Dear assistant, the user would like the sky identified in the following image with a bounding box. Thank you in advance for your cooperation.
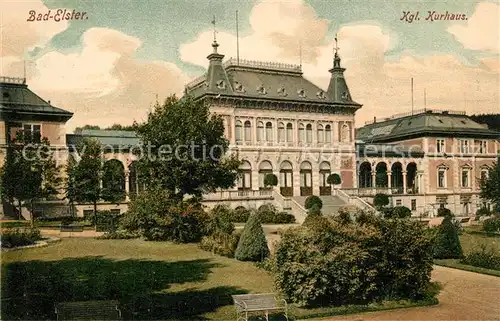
[1,0,499,132]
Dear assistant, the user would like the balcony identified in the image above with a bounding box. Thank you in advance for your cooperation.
[203,189,273,201]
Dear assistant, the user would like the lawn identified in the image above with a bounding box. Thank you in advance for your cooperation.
[1,238,437,321]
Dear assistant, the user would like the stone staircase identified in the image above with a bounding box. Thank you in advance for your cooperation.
[291,195,347,216]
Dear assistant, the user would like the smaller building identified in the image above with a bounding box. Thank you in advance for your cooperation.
[355,109,500,216]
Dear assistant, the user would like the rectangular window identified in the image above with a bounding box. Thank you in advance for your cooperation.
[411,199,417,211]
[459,140,470,154]
[23,124,41,142]
[477,140,487,154]
[461,169,470,188]
[396,199,402,206]
[438,169,446,188]
[437,139,445,153]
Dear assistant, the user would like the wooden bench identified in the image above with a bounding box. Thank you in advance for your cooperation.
[60,224,84,233]
[55,300,122,320]
[232,293,288,321]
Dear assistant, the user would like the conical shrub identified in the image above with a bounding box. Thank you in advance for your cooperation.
[235,213,270,262]
[433,216,463,259]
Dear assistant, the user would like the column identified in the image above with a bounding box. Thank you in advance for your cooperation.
[371,171,376,189]
[312,165,320,196]
[124,170,130,201]
[252,117,258,146]
[333,121,339,142]
[387,171,392,189]
[403,171,407,194]
[230,116,236,144]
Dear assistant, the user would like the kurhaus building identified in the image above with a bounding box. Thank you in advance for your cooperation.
[1,40,499,220]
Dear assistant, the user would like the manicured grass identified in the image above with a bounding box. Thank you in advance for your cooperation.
[434,259,500,277]
[2,238,437,320]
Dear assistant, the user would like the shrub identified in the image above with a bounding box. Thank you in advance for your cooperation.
[274,216,434,307]
[433,216,463,259]
[437,207,453,218]
[461,245,500,271]
[384,206,412,219]
[96,230,139,240]
[264,174,278,187]
[212,205,251,223]
[120,188,209,243]
[373,193,390,208]
[95,210,122,232]
[257,204,295,224]
[476,207,491,217]
[305,195,323,210]
[483,216,500,233]
[327,173,341,185]
[199,231,241,258]
[1,228,42,248]
[336,207,352,225]
[235,214,270,262]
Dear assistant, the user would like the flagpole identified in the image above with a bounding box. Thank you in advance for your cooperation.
[236,10,240,65]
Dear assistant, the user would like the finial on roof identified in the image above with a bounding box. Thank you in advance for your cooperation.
[211,15,219,53]
[333,34,341,68]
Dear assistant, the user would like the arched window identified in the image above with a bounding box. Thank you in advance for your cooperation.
[259,160,273,189]
[319,161,331,195]
[299,123,305,143]
[317,124,324,143]
[286,123,293,142]
[325,124,332,143]
[300,161,313,196]
[257,121,264,142]
[280,161,293,196]
[265,122,273,142]
[235,120,243,142]
[437,164,448,188]
[278,122,285,142]
[306,124,312,143]
[461,165,472,188]
[244,120,251,142]
[341,123,350,142]
[238,161,252,190]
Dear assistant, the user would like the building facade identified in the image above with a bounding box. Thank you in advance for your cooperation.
[1,41,499,220]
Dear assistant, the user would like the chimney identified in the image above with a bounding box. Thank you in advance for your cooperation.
[373,116,377,123]
[48,100,51,105]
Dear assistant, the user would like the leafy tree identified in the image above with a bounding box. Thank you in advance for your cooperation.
[470,114,500,132]
[74,125,101,132]
[384,206,412,219]
[437,207,453,218]
[480,162,500,213]
[133,95,240,202]
[0,131,61,226]
[69,138,103,225]
[433,216,463,259]
[101,160,126,204]
[326,173,341,186]
[305,195,322,210]
[263,173,278,188]
[106,124,136,131]
[373,193,390,208]
[235,213,270,262]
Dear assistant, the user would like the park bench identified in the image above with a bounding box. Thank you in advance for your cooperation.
[60,224,84,233]
[232,293,288,321]
[55,300,122,320]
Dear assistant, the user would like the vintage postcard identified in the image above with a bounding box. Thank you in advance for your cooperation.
[1,0,499,320]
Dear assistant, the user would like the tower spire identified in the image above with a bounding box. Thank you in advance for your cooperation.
[333,34,341,68]
[211,15,219,53]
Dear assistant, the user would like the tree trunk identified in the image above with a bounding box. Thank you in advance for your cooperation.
[18,200,22,221]
[93,200,98,230]
[30,199,34,228]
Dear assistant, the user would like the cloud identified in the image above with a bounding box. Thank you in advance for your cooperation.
[447,2,500,53]
[0,0,69,58]
[181,0,499,126]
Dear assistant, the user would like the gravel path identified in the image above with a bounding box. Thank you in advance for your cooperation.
[316,265,500,321]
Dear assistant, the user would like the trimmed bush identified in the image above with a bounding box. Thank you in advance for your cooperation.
[96,230,138,240]
[437,207,453,218]
[383,206,412,219]
[336,208,352,225]
[482,216,500,233]
[373,193,390,208]
[305,195,323,210]
[433,216,463,259]
[235,214,270,262]
[274,215,434,307]
[199,231,241,258]
[257,204,295,224]
[264,174,278,187]
[327,173,341,185]
[461,245,500,271]
[1,228,42,248]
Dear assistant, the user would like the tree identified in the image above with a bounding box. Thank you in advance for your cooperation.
[133,95,240,202]
[69,138,103,226]
[373,193,390,208]
[327,173,341,186]
[74,125,101,132]
[263,173,278,188]
[235,213,270,262]
[433,216,463,259]
[385,206,412,219]
[101,160,126,204]
[305,195,323,210]
[480,162,500,213]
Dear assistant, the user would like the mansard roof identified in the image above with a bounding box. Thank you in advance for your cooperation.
[356,109,500,143]
[0,77,73,122]
[185,44,361,110]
